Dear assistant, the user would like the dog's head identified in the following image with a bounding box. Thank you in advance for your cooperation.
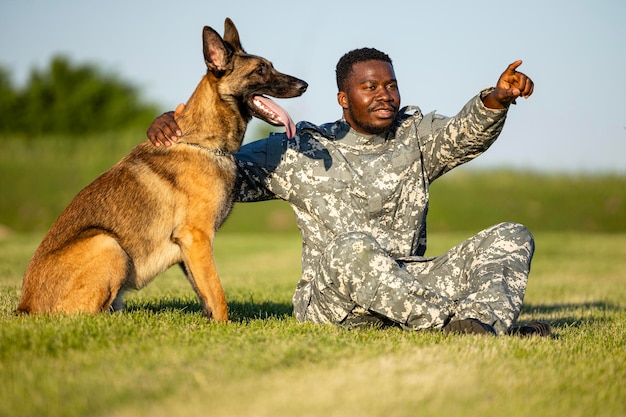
[202,18,308,138]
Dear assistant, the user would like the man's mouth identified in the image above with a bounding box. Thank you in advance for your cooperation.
[371,105,397,118]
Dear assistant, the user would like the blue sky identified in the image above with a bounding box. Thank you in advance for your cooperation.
[1,0,625,173]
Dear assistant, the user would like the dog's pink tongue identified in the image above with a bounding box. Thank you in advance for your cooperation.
[255,96,297,139]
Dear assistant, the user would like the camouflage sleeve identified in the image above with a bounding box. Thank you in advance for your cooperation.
[417,88,508,181]
[233,133,290,203]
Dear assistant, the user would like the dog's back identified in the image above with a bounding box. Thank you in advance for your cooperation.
[17,18,307,319]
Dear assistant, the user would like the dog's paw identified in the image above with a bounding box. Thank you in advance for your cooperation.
[110,295,126,312]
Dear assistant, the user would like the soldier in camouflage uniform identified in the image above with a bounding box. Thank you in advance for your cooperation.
[148,48,548,336]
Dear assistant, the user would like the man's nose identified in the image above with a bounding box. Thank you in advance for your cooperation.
[376,87,394,101]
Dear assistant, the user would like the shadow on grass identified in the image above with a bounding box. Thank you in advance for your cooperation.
[521,301,625,329]
[127,299,623,331]
[228,299,293,322]
[126,297,293,322]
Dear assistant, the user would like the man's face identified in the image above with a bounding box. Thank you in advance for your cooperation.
[337,60,400,135]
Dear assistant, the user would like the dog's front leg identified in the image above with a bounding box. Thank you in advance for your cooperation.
[175,226,228,322]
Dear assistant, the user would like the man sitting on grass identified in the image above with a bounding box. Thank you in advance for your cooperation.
[147,47,549,336]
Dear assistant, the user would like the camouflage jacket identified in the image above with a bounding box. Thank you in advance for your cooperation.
[235,89,508,321]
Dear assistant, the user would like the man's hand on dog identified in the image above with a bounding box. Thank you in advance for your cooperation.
[147,103,185,147]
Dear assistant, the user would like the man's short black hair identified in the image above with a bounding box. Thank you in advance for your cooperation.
[335,48,393,92]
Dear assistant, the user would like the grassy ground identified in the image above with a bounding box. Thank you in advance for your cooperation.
[1,231,624,417]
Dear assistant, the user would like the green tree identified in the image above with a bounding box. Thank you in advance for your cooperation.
[0,55,160,136]
[0,67,17,130]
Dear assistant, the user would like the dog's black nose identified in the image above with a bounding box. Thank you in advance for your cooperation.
[298,81,308,94]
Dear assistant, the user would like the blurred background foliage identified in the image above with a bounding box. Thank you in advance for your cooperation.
[0,55,158,136]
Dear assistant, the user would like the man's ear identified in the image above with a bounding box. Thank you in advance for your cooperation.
[337,91,348,109]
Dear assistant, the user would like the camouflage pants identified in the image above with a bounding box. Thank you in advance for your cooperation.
[304,222,534,334]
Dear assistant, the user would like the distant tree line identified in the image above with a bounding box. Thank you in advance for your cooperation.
[0,55,160,137]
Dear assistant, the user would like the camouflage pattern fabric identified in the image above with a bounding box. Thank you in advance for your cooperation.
[234,89,533,334]
[306,223,533,334]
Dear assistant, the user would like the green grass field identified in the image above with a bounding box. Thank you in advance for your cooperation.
[0,133,625,416]
[1,232,625,417]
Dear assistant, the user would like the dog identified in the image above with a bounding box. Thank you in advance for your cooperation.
[16,18,307,321]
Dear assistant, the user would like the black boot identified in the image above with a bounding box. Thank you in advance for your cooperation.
[443,318,497,335]
[508,321,551,337]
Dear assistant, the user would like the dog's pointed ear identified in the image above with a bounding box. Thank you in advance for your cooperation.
[202,25,232,77]
[223,18,245,53]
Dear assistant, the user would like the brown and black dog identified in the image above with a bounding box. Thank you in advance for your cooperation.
[16,18,307,321]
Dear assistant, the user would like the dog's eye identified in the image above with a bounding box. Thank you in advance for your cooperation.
[255,62,268,76]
